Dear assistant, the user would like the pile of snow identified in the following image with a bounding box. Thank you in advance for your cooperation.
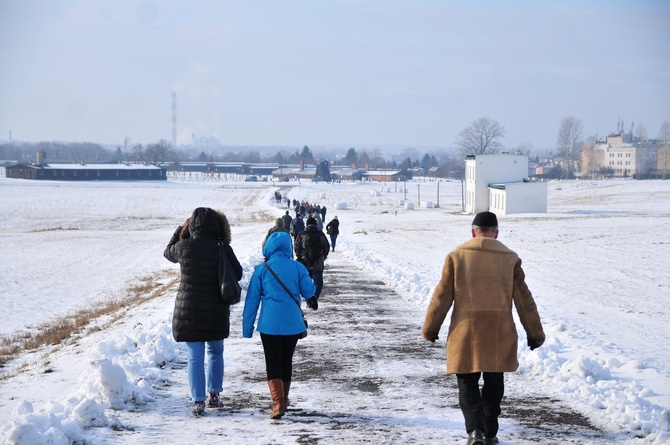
[1,320,179,444]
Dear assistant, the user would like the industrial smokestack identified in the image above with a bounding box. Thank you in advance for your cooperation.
[171,92,177,148]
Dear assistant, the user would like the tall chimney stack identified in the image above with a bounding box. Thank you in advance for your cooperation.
[171,91,177,148]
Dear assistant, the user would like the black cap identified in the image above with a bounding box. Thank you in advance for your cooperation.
[306,217,317,226]
[472,211,498,228]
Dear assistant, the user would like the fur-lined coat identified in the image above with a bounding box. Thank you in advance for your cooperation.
[164,207,243,342]
[422,237,545,374]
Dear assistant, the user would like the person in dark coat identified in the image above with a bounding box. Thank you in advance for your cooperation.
[243,231,316,419]
[281,211,292,231]
[294,217,329,309]
[290,213,305,240]
[164,207,243,416]
[325,216,339,252]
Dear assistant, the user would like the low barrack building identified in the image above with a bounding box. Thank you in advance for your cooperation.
[6,161,166,181]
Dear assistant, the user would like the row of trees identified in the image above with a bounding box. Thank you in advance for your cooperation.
[1,139,462,177]
[0,141,111,164]
[3,118,668,179]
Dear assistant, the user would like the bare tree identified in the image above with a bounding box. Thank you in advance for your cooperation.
[659,121,670,143]
[556,116,584,179]
[455,117,506,156]
[144,139,173,165]
[635,124,648,143]
[131,144,145,163]
[581,143,604,178]
[515,142,533,156]
[130,140,173,165]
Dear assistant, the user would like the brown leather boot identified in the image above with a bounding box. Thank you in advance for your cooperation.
[283,380,291,408]
[268,379,285,419]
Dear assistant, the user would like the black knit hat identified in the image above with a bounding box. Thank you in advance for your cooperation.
[472,211,498,228]
[306,217,317,226]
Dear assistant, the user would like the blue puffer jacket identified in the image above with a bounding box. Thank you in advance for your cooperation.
[243,231,316,337]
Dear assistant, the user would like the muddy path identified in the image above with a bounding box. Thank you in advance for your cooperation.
[266,255,611,444]
[111,253,619,444]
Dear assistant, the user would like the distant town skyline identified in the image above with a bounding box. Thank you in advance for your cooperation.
[1,1,668,150]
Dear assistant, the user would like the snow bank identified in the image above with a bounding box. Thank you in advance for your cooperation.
[339,236,670,444]
[0,318,180,445]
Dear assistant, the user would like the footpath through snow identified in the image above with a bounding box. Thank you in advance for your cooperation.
[1,253,619,444]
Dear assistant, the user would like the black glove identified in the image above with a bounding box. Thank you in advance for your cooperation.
[528,338,543,351]
[426,334,439,343]
[306,297,318,311]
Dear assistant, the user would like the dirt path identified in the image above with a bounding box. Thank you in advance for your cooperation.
[109,253,617,444]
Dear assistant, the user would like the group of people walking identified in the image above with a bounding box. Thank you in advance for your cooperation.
[164,204,341,420]
[164,206,544,445]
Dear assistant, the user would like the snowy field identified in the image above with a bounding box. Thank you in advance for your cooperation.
[0,176,669,444]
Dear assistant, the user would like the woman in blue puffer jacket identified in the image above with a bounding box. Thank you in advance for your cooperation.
[243,231,316,419]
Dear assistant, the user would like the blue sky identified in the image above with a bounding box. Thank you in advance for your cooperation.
[0,0,668,152]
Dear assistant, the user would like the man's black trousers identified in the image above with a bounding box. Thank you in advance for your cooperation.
[456,372,504,438]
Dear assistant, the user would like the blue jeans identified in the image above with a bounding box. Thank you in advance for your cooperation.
[186,340,224,402]
[309,270,324,299]
[329,234,338,251]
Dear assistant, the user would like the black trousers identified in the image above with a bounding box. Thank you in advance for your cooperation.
[260,333,300,382]
[456,372,505,438]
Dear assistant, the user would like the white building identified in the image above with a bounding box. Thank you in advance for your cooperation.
[465,154,547,215]
[583,134,658,178]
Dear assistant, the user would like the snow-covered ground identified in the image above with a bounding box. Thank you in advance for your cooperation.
[0,176,668,444]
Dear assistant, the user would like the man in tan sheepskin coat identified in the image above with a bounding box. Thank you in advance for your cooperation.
[422,211,545,445]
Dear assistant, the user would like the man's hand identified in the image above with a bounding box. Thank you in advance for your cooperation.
[424,333,439,343]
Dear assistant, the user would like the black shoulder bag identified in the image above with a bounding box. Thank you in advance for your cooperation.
[218,242,241,305]
[264,261,308,337]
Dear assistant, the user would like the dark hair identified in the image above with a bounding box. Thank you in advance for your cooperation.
[473,225,498,234]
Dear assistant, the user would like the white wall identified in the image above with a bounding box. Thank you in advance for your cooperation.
[490,182,547,215]
[465,154,529,213]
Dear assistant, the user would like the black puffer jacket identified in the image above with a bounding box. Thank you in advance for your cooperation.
[164,207,243,342]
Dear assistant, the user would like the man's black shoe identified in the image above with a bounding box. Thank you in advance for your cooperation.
[467,429,484,445]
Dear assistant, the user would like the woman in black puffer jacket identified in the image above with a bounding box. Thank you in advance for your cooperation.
[164,207,243,416]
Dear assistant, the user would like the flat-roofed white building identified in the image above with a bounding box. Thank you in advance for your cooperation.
[465,154,547,215]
